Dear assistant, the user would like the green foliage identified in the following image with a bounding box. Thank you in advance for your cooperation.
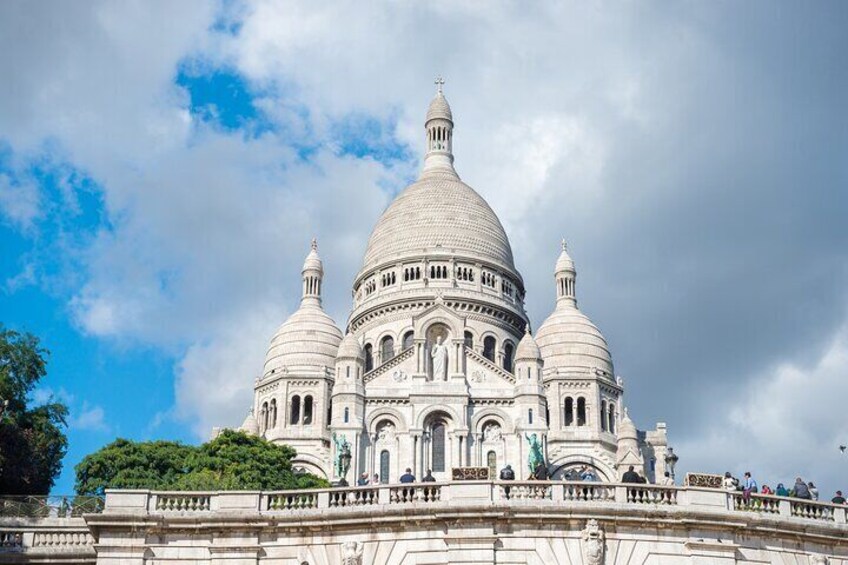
[75,429,329,495]
[0,327,68,494]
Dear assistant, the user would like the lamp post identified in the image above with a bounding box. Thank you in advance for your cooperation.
[665,447,679,480]
[340,449,352,482]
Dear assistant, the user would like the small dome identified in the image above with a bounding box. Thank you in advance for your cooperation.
[426,91,453,123]
[337,332,363,360]
[515,328,542,361]
[618,408,638,439]
[263,304,343,375]
[555,240,575,274]
[239,409,259,436]
[536,302,614,376]
[302,238,323,274]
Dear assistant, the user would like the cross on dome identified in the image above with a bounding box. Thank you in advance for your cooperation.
[311,237,318,251]
[435,76,445,94]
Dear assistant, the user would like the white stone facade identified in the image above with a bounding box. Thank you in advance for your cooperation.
[242,85,669,484]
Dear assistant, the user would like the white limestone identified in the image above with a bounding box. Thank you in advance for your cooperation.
[245,83,667,485]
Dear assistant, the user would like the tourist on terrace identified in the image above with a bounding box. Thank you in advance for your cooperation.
[659,471,674,486]
[831,491,846,504]
[400,468,416,483]
[742,472,758,503]
[809,482,819,501]
[534,462,550,480]
[622,466,641,483]
[422,469,436,482]
[581,467,599,482]
[563,467,580,481]
[373,473,380,485]
[761,484,773,495]
[500,464,515,499]
[775,483,790,497]
[357,473,369,486]
[792,477,812,499]
[722,472,737,491]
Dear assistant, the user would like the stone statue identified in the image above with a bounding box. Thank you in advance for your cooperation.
[341,541,363,565]
[431,336,448,381]
[525,433,544,473]
[581,519,605,565]
[332,433,351,479]
[811,556,828,565]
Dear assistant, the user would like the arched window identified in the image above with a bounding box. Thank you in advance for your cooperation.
[380,336,394,362]
[601,400,608,431]
[483,336,496,362]
[364,344,374,372]
[326,400,332,424]
[402,331,414,350]
[487,451,497,480]
[464,331,474,349]
[503,342,515,373]
[528,409,534,425]
[577,397,587,427]
[343,407,349,423]
[270,399,277,428]
[608,403,616,434]
[565,397,574,426]
[380,450,390,484]
[261,402,269,431]
[431,422,446,472]
[303,396,313,425]
[290,395,301,425]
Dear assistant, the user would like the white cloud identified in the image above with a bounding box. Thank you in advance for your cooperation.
[69,402,109,433]
[0,173,41,231]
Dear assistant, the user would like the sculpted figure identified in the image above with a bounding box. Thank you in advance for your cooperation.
[332,433,351,479]
[811,556,828,565]
[525,433,544,473]
[581,519,605,565]
[341,541,363,565]
[431,336,448,381]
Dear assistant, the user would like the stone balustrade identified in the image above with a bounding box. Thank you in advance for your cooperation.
[97,481,848,524]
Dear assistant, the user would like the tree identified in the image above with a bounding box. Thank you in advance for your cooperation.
[75,430,328,495]
[0,327,68,494]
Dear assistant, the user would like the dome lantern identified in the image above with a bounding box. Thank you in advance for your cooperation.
[422,76,457,178]
[302,238,324,306]
[555,239,576,305]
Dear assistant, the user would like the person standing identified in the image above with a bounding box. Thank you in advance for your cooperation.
[831,490,846,504]
[742,472,758,503]
[622,466,640,483]
[500,464,515,499]
[659,471,674,486]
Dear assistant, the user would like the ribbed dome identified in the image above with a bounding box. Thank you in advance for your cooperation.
[239,410,259,436]
[303,239,323,273]
[556,241,575,274]
[263,304,343,375]
[426,91,453,122]
[360,175,517,273]
[536,302,614,376]
[337,332,363,360]
[516,328,541,361]
[618,408,638,439]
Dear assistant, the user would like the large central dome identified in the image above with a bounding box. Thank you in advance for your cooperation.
[360,172,516,273]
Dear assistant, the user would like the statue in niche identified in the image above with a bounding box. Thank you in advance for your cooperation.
[340,541,363,565]
[811,556,828,565]
[483,423,501,442]
[332,433,351,479]
[581,519,605,565]
[377,422,395,442]
[431,335,449,381]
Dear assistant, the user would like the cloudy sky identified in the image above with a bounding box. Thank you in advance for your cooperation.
[1,1,847,494]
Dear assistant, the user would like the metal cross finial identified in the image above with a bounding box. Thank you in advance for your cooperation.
[561,238,567,251]
[311,237,318,251]
[435,76,445,94]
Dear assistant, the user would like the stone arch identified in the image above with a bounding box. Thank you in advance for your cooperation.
[366,407,408,433]
[470,407,515,434]
[415,404,461,430]
[412,305,465,339]
[292,453,329,479]
[549,454,615,482]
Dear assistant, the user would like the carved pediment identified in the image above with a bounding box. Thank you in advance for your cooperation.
[465,347,516,386]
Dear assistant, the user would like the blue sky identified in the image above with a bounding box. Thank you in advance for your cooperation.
[1,1,847,495]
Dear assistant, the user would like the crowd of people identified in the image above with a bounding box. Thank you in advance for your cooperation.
[338,466,845,506]
[722,471,845,504]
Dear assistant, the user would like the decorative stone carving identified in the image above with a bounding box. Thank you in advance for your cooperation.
[811,555,828,565]
[341,541,363,565]
[483,423,501,441]
[471,370,486,382]
[683,472,724,489]
[392,369,407,382]
[581,519,605,565]
[377,422,395,442]
[431,336,448,381]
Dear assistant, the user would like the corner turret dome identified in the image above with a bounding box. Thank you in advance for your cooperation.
[238,409,259,436]
[263,241,342,376]
[537,242,614,377]
[337,332,363,360]
[516,327,542,361]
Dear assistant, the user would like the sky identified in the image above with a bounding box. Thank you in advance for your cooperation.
[1,1,847,495]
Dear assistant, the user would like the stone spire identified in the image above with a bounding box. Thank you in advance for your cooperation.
[555,239,577,306]
[422,76,458,178]
[301,238,324,305]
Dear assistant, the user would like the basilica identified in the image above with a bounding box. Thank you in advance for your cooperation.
[237,84,670,485]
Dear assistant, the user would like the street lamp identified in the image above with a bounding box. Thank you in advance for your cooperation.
[665,447,679,480]
[340,449,352,481]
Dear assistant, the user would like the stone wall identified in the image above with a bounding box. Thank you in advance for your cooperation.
[3,483,848,564]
